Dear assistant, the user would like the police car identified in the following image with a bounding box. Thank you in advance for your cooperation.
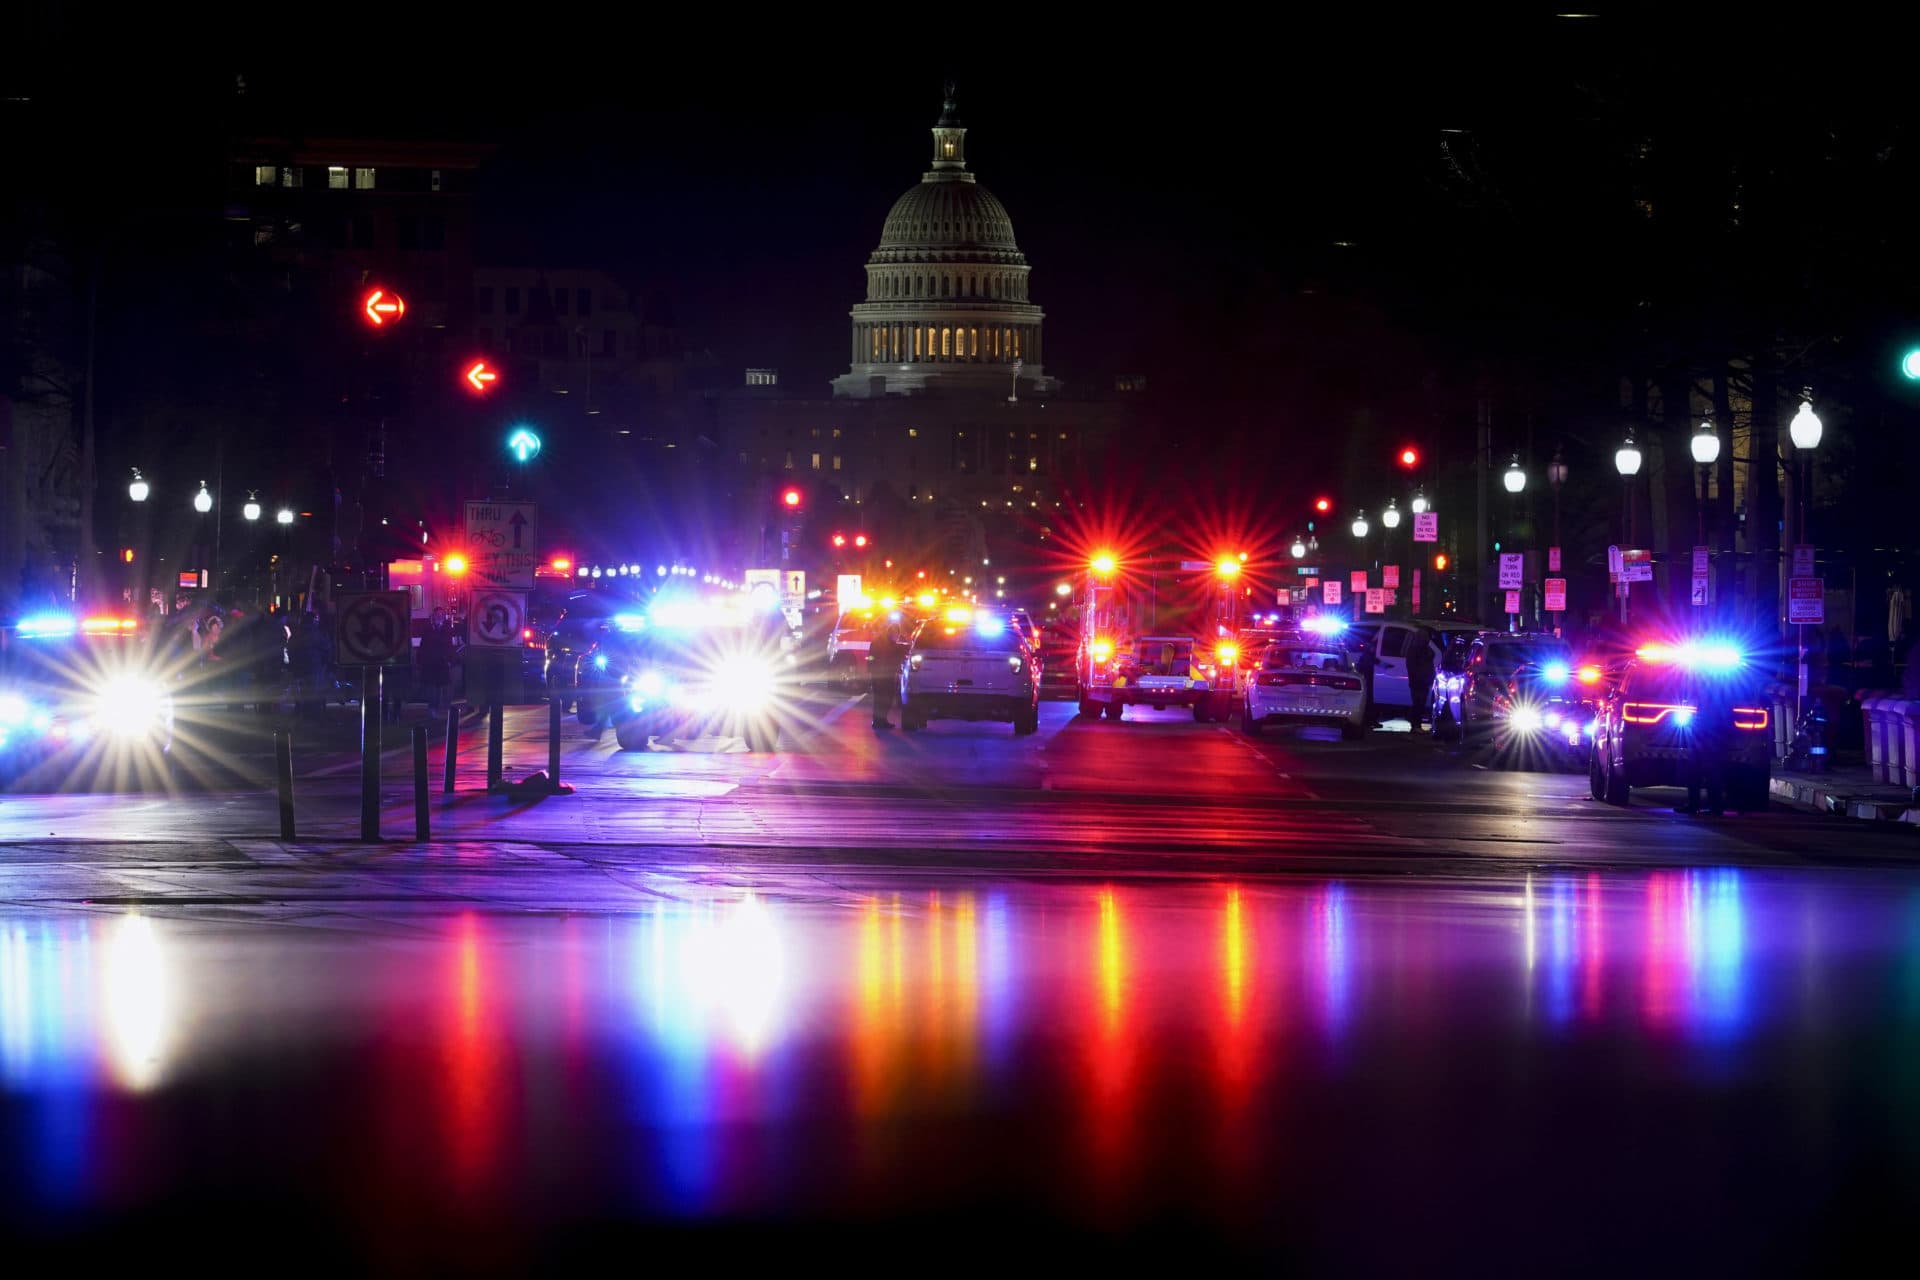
[595,597,794,752]
[1239,631,1368,739]
[900,609,1039,734]
[1589,641,1772,810]
[0,612,175,786]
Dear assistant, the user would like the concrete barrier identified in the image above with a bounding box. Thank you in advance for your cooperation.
[1862,694,1900,784]
[1903,703,1920,789]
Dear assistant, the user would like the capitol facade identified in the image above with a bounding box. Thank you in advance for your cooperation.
[832,88,1056,399]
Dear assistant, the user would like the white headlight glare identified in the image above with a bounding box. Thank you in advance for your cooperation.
[94,676,167,740]
[0,694,27,726]
[1509,706,1543,735]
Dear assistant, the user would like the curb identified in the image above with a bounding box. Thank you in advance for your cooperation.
[1769,775,1920,826]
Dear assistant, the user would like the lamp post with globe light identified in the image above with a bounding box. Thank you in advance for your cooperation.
[1381,501,1402,616]
[1691,420,1720,552]
[1614,433,1643,625]
[1788,392,1823,712]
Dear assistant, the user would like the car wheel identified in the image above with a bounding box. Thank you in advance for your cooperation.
[576,695,598,727]
[1602,750,1629,806]
[1078,689,1100,718]
[1588,745,1607,800]
[1192,703,1212,723]
[612,716,650,752]
[1014,709,1039,735]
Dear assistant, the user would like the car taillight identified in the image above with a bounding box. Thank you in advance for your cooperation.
[1733,707,1770,731]
[1622,702,1691,725]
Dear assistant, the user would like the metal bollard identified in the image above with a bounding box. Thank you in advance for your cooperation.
[360,665,382,843]
[443,702,460,794]
[412,724,430,841]
[487,702,504,789]
[549,696,563,789]
[275,729,296,841]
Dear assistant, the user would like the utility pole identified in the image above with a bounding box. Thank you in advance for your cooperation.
[1474,397,1490,625]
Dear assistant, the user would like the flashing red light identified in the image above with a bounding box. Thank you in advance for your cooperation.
[362,287,406,327]
[550,557,572,572]
[1433,552,1450,571]
[1576,664,1603,685]
[445,554,469,575]
[1314,497,1332,513]
[1398,446,1420,469]
[853,533,869,548]
[463,359,499,393]
[832,533,847,548]
[781,488,803,508]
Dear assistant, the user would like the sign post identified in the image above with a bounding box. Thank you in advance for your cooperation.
[334,590,411,842]
[1790,576,1824,716]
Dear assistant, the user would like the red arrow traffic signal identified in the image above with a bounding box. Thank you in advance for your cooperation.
[463,359,499,394]
[362,287,406,327]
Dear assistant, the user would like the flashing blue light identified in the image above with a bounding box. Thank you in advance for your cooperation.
[1303,615,1347,635]
[636,671,666,697]
[1542,661,1571,684]
[17,614,75,639]
[1673,707,1697,727]
[975,615,1006,637]
[612,612,648,632]
[1688,643,1743,671]
[592,653,610,670]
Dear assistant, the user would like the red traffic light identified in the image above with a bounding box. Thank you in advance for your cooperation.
[1398,447,1420,469]
[463,359,499,394]
[853,533,869,548]
[781,488,803,508]
[362,287,406,327]
[832,533,847,548]
[1314,497,1332,514]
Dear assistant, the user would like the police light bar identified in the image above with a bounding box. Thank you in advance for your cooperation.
[1636,640,1744,670]
[17,614,76,638]
[1303,615,1347,635]
[1541,661,1570,684]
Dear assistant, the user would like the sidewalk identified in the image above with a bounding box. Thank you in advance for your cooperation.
[1769,753,1920,826]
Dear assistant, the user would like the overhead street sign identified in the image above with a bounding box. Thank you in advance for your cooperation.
[468,590,527,647]
[465,501,538,589]
[334,591,412,666]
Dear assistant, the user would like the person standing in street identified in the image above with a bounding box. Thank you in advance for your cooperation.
[1405,628,1436,731]
[868,621,906,730]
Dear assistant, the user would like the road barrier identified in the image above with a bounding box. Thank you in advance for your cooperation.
[443,702,461,794]
[1860,693,1920,787]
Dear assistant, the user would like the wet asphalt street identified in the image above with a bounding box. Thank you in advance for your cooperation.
[2,695,1918,1271]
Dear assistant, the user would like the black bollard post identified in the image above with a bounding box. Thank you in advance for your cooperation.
[443,701,460,794]
[487,701,504,789]
[360,665,382,842]
[412,724,430,841]
[275,729,296,841]
[548,695,562,789]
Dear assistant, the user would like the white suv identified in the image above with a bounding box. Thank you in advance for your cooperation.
[901,613,1040,735]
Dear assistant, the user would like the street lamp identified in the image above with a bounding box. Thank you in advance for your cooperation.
[1351,511,1369,538]
[1692,420,1720,550]
[128,469,149,503]
[1381,499,1401,529]
[276,507,294,525]
[1502,455,1527,494]
[1789,394,1823,451]
[1291,536,1308,559]
[1410,489,1428,515]
[1614,433,1642,624]
[193,481,213,514]
[242,491,261,522]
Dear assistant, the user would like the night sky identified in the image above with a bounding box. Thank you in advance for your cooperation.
[12,8,1919,514]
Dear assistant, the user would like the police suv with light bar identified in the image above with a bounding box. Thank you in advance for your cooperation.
[1589,641,1772,810]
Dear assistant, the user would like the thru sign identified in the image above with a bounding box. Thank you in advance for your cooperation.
[464,501,538,589]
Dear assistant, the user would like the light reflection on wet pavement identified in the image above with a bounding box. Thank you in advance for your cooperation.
[3,868,1918,1269]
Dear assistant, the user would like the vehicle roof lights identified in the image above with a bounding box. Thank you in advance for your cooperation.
[1542,661,1570,683]
[1636,640,1744,670]
[975,614,1006,636]
[1303,615,1347,635]
[17,614,75,639]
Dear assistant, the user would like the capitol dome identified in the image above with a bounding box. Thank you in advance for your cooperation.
[833,87,1054,400]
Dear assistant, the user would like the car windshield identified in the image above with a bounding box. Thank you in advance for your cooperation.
[915,622,1020,651]
[1265,646,1352,672]
[1486,641,1571,677]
